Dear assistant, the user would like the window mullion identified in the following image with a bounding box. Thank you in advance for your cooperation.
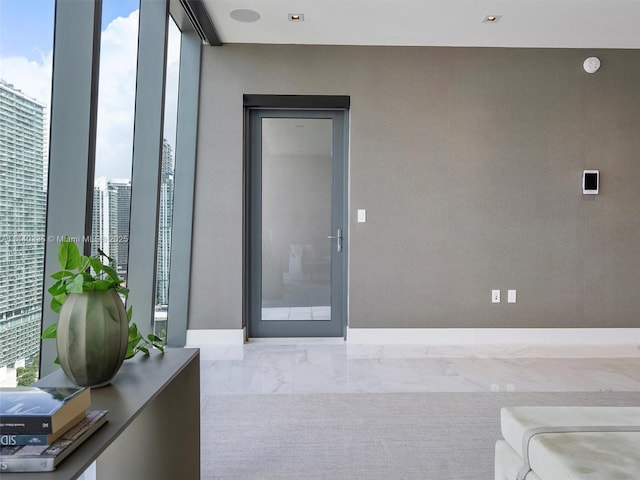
[127,0,169,336]
[166,31,201,346]
[40,0,103,377]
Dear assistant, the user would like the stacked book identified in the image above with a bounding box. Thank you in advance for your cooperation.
[0,386,108,472]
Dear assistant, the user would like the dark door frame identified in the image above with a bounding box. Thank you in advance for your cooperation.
[243,94,350,339]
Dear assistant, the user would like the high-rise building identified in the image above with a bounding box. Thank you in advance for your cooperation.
[91,177,118,264]
[108,178,131,274]
[0,80,46,368]
[89,141,172,308]
[156,139,174,305]
[86,142,173,336]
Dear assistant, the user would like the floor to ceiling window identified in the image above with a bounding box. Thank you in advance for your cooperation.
[22,0,202,378]
[0,0,54,386]
[92,0,140,287]
[154,17,181,338]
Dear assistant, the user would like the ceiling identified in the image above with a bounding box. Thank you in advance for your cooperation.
[201,0,640,49]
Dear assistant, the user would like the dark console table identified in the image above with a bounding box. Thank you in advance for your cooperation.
[3,348,200,480]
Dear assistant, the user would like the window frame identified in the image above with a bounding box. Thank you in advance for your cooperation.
[41,0,201,376]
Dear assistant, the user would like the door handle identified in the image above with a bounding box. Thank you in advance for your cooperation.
[327,228,343,253]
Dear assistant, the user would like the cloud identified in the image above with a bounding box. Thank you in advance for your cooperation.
[164,19,181,150]
[95,11,181,180]
[94,10,140,179]
[0,52,53,106]
[1,9,182,181]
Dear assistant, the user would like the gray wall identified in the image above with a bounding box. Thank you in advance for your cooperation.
[190,44,640,331]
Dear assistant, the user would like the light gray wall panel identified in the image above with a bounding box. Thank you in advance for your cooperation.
[191,44,640,330]
[189,63,244,330]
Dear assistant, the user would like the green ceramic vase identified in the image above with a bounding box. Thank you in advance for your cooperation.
[56,289,129,388]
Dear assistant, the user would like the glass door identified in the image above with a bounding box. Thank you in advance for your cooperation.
[249,110,347,337]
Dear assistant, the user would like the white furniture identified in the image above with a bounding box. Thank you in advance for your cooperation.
[495,406,640,480]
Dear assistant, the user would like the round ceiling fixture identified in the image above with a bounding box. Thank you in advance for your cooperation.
[583,57,601,74]
[230,9,261,23]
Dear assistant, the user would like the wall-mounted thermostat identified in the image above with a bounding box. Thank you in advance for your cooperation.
[583,170,599,194]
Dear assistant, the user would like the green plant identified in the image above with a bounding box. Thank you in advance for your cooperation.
[17,356,39,386]
[42,237,165,359]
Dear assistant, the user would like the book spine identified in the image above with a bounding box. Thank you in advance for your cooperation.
[0,417,53,434]
[0,457,55,472]
[1,433,50,446]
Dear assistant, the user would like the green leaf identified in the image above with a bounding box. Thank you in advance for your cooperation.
[51,270,74,280]
[128,327,140,340]
[67,274,85,293]
[80,272,95,283]
[147,333,163,343]
[48,280,67,296]
[89,257,104,276]
[91,279,112,291]
[78,255,91,273]
[125,332,141,359]
[116,286,130,299]
[58,238,81,270]
[126,306,133,322]
[50,295,64,313]
[41,323,58,339]
[138,345,150,356]
[101,264,120,283]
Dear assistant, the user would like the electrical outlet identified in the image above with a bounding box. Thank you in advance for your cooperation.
[492,290,500,303]
[508,290,517,303]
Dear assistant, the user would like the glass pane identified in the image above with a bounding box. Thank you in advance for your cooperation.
[0,0,55,386]
[261,118,333,321]
[92,0,140,283]
[154,17,181,338]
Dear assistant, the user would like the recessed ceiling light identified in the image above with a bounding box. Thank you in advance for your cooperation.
[288,13,304,22]
[230,9,261,23]
[483,15,502,23]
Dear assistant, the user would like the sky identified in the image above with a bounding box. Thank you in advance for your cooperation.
[0,0,181,180]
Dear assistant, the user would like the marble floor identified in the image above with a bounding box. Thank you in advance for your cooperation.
[261,306,331,321]
[196,340,640,397]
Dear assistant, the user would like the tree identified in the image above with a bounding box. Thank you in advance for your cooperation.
[16,357,39,386]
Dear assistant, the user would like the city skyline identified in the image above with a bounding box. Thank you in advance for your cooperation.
[0,1,181,382]
[91,140,175,306]
[1,75,176,373]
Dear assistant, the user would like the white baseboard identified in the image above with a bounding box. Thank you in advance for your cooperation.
[186,328,640,346]
[346,328,640,345]
[186,329,245,345]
